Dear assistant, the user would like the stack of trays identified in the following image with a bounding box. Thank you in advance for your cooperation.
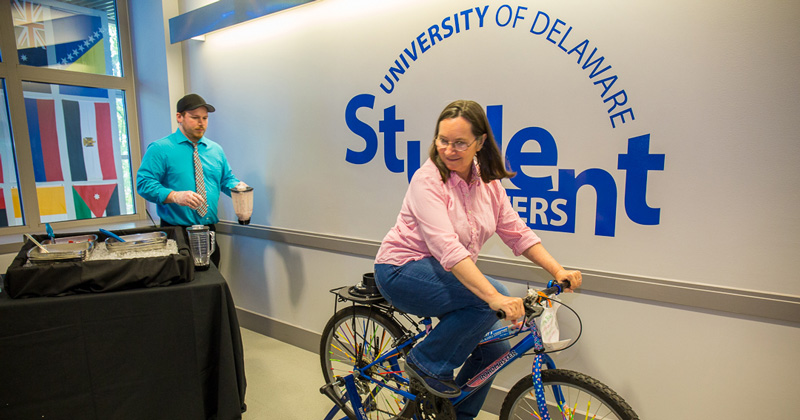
[43,234,98,246]
[105,231,168,252]
[27,241,95,264]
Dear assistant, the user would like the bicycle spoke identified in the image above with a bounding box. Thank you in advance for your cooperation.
[337,326,356,352]
[331,326,358,361]
[511,392,542,420]
[330,342,356,362]
[321,307,413,420]
[503,370,637,420]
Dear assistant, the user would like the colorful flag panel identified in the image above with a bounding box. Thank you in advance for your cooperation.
[11,188,22,219]
[63,99,117,182]
[66,37,106,75]
[0,189,7,227]
[12,0,48,49]
[73,184,119,219]
[37,185,66,216]
[93,102,116,179]
[24,98,64,182]
[14,1,107,74]
[52,13,105,74]
[60,85,108,98]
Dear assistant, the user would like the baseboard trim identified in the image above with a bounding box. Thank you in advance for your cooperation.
[236,307,321,355]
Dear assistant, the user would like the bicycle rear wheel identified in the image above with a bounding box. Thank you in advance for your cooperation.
[500,369,639,420]
[320,305,412,420]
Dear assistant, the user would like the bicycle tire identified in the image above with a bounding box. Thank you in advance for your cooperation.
[500,369,639,420]
[320,305,413,420]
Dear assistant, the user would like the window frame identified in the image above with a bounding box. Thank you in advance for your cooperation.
[0,0,146,243]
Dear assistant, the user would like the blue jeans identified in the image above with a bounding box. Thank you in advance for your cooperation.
[374,258,511,420]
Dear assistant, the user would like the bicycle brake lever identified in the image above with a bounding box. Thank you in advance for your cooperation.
[497,299,546,319]
[527,305,544,318]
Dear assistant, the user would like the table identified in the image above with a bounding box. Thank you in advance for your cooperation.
[0,267,246,420]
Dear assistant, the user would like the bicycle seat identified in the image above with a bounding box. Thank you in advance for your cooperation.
[335,273,386,304]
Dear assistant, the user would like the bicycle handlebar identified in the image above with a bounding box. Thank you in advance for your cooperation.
[496,280,571,319]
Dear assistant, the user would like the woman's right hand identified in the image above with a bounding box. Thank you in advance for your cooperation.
[490,295,525,321]
[555,269,582,292]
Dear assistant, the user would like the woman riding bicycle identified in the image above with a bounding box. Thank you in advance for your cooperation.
[373,99,582,420]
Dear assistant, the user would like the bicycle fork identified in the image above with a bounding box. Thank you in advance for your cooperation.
[531,353,564,420]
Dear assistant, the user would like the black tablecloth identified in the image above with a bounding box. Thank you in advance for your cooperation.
[0,267,246,420]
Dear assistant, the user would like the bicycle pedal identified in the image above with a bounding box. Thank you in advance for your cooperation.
[408,378,425,394]
[411,385,456,420]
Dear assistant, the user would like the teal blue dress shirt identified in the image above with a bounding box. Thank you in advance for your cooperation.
[136,129,240,226]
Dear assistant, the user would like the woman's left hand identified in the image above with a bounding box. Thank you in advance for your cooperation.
[555,269,582,292]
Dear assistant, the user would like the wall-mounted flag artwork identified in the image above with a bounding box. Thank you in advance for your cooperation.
[11,188,23,220]
[22,81,125,222]
[13,0,110,75]
[73,184,120,219]
[0,190,8,228]
[24,98,65,182]
[63,99,117,182]
[36,185,67,218]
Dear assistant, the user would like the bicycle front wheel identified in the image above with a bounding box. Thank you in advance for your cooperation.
[500,369,639,420]
[320,305,412,420]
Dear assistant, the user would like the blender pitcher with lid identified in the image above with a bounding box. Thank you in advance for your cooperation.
[186,225,215,270]
[231,186,254,225]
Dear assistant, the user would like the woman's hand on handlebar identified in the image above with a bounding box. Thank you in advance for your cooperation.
[490,295,525,321]
[555,269,582,292]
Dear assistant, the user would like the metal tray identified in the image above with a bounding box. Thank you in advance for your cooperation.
[43,234,98,246]
[105,231,168,252]
[27,241,94,264]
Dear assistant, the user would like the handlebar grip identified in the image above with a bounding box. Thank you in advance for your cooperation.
[546,279,571,294]
[497,280,572,319]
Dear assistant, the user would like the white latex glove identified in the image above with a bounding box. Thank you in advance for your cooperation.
[234,181,249,191]
[167,191,205,209]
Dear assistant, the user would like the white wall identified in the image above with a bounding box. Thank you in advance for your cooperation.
[160,1,800,418]
[186,0,799,292]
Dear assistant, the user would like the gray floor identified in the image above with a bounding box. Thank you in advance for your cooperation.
[239,328,495,419]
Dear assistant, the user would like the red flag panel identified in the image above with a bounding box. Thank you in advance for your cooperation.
[37,99,64,182]
[94,102,117,180]
[73,184,117,218]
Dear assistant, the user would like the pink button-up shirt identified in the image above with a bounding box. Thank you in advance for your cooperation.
[375,159,541,271]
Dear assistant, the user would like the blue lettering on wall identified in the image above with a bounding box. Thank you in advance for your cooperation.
[344,94,378,165]
[378,7,637,129]
[344,95,665,236]
[618,134,665,225]
[379,6,491,95]
[345,94,421,182]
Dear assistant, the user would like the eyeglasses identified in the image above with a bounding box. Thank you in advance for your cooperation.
[435,136,478,152]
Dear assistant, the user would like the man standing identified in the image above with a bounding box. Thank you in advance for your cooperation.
[137,93,246,269]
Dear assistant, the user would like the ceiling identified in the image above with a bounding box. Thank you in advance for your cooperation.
[63,0,117,22]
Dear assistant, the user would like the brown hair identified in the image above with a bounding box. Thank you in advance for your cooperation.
[428,100,515,183]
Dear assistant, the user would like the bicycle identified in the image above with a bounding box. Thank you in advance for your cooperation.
[319,273,639,420]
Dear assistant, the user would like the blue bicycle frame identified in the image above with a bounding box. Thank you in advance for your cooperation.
[323,306,562,420]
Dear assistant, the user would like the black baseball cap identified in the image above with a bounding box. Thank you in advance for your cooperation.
[176,93,216,113]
